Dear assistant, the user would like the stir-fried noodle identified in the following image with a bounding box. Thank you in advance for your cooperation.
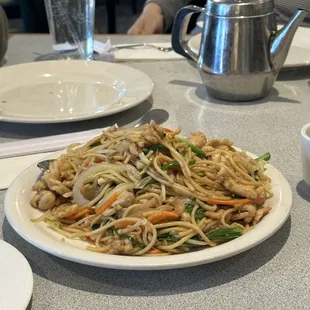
[30,122,272,256]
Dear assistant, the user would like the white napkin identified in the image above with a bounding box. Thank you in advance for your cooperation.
[0,128,111,159]
[94,39,115,62]
[94,40,183,61]
[0,126,111,190]
[0,153,54,190]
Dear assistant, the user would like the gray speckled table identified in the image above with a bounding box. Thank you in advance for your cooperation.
[1,35,310,310]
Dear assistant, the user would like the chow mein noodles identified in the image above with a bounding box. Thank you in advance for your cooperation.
[30,122,272,256]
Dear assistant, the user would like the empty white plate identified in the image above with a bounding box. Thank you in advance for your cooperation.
[190,24,310,69]
[0,60,153,123]
[0,240,33,310]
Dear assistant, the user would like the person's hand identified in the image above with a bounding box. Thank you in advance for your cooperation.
[128,3,164,35]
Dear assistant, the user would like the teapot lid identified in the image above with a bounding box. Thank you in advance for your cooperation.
[207,0,275,17]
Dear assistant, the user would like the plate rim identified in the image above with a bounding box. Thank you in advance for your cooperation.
[0,60,154,124]
[4,150,292,270]
[0,240,33,309]
[188,26,310,69]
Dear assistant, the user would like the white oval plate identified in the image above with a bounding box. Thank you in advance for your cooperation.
[189,25,310,69]
[0,240,33,310]
[0,61,153,124]
[5,151,292,270]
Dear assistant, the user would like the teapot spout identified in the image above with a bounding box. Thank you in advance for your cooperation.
[270,10,308,72]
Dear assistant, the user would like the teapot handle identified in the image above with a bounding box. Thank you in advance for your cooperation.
[171,5,205,62]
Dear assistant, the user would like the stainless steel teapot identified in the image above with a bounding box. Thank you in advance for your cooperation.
[172,0,308,101]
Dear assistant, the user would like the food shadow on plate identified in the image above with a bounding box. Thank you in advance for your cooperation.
[169,80,300,106]
[296,180,310,202]
[0,98,154,140]
[2,216,291,297]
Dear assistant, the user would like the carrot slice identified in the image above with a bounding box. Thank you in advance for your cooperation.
[67,207,94,220]
[207,198,265,206]
[164,128,173,133]
[147,248,163,255]
[96,193,119,215]
[113,220,138,229]
[85,157,103,167]
[147,211,179,224]
[94,157,103,163]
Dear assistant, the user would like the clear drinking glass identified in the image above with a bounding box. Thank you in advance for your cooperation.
[36,0,95,61]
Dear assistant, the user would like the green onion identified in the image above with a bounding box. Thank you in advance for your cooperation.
[176,136,205,158]
[184,201,196,213]
[89,141,101,148]
[191,235,203,242]
[194,209,205,220]
[206,228,243,241]
[135,176,154,189]
[159,228,242,244]
[161,161,179,170]
[161,159,196,171]
[255,152,271,162]
[158,234,196,246]
[184,201,205,220]
[189,159,196,165]
[158,234,180,242]
[112,228,145,248]
[148,144,168,153]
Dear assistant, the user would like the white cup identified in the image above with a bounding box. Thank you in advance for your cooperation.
[301,123,310,186]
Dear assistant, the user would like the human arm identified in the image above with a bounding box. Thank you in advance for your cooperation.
[128,0,193,34]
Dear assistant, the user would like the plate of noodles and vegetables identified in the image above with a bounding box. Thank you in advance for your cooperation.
[5,121,292,270]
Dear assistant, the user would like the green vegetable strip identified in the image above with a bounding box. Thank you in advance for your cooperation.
[184,201,205,220]
[206,228,243,240]
[159,228,243,244]
[148,144,169,152]
[161,159,196,171]
[89,141,101,148]
[157,234,197,247]
[255,152,271,162]
[194,208,205,220]
[189,159,196,165]
[112,228,145,248]
[161,161,179,170]
[158,234,180,242]
[184,201,195,213]
[176,136,205,158]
